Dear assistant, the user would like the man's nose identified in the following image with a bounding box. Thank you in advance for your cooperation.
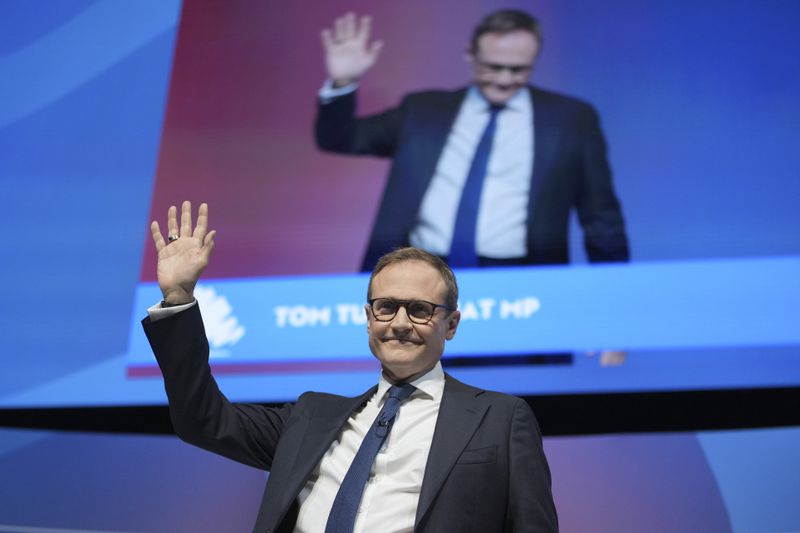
[390,306,413,330]
[494,69,514,85]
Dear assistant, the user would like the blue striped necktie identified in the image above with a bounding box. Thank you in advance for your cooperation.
[325,382,416,533]
[448,104,504,268]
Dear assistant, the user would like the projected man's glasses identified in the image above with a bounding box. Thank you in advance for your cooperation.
[474,58,533,76]
[367,298,456,324]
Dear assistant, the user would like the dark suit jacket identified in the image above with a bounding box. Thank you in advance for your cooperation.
[143,304,558,532]
[315,86,629,271]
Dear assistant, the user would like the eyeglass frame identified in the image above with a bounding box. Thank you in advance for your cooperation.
[367,298,457,325]
[472,57,534,76]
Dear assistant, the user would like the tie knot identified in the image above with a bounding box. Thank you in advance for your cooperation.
[387,383,416,402]
[489,103,505,115]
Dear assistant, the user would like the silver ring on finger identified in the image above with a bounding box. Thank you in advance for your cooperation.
[168,234,180,243]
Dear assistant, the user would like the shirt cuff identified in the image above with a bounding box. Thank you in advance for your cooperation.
[319,79,358,104]
[147,299,197,321]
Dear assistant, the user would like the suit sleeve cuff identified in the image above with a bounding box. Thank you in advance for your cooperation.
[319,79,358,104]
[147,299,197,321]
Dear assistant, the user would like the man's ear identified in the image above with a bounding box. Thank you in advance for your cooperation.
[445,310,461,341]
[464,42,475,65]
[364,304,372,333]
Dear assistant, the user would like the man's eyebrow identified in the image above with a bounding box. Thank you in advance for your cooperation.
[485,61,530,67]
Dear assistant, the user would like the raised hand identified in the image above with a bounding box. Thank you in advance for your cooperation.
[586,349,629,367]
[150,201,216,305]
[321,13,383,87]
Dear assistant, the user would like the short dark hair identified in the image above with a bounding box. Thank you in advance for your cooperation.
[368,247,459,311]
[470,9,542,55]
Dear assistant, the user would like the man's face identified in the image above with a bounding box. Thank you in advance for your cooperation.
[366,261,460,383]
[469,30,539,105]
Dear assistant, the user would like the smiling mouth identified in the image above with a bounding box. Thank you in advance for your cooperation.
[384,338,420,346]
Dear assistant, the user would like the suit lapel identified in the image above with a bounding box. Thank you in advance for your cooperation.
[275,386,378,518]
[415,375,488,526]
[405,89,467,207]
[528,87,561,228]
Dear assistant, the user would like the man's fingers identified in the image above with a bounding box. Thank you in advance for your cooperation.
[334,14,347,40]
[201,230,217,262]
[180,200,192,237]
[193,202,209,241]
[600,350,628,367]
[167,205,178,237]
[342,12,356,40]
[368,40,383,61]
[204,229,217,250]
[151,220,166,252]
[161,201,208,243]
[355,15,372,43]
[329,13,373,48]
[321,29,334,50]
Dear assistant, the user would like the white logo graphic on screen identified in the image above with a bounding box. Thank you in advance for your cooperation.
[195,285,245,358]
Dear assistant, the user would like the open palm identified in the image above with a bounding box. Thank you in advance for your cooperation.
[150,201,216,304]
[321,13,383,85]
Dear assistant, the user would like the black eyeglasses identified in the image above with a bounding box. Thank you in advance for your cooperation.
[474,58,533,76]
[367,298,456,325]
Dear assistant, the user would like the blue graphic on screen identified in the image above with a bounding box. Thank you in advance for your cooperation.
[127,258,800,369]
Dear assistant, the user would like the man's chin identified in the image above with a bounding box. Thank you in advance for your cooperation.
[380,360,433,383]
[376,348,421,369]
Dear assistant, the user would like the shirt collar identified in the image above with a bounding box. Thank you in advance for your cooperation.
[377,361,445,403]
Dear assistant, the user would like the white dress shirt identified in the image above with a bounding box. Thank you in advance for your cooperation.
[410,86,534,258]
[294,363,445,533]
[319,83,534,259]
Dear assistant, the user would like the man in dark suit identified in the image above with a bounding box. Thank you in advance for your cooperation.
[315,10,628,271]
[143,201,557,532]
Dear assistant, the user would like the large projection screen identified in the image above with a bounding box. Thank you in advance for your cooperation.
[1,0,798,410]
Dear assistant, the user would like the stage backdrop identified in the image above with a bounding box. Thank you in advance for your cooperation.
[0,1,799,531]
